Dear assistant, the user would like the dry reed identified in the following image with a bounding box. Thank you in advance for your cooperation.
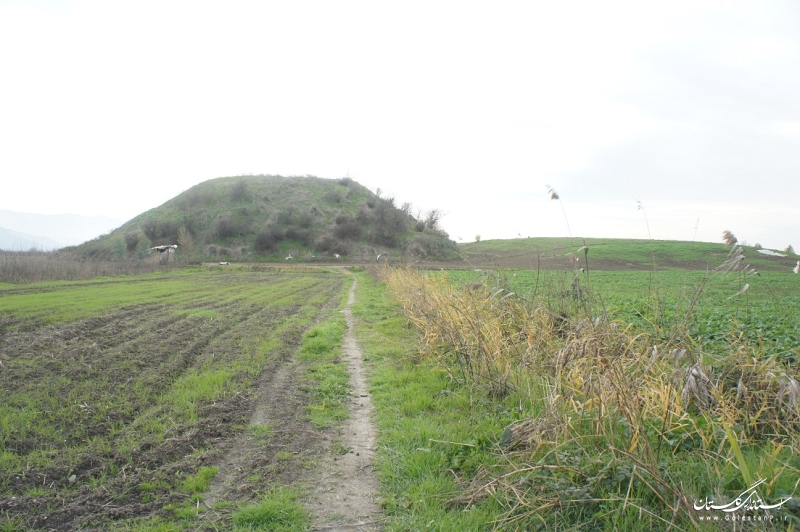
[378,264,800,527]
[0,251,175,284]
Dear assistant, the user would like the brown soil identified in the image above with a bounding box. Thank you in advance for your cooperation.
[0,272,349,531]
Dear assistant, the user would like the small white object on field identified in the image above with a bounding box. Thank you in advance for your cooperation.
[758,249,787,257]
[794,261,799,274]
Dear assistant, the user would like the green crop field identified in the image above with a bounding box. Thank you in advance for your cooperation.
[458,236,798,272]
[446,267,800,361]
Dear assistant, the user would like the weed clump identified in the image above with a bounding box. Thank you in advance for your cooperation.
[378,263,800,529]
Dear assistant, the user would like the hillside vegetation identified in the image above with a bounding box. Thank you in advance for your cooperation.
[70,175,459,262]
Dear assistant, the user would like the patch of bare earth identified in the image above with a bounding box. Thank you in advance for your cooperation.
[200,357,333,529]
[199,277,383,531]
[305,278,383,531]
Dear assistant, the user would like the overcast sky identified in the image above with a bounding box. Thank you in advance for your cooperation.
[1,0,798,249]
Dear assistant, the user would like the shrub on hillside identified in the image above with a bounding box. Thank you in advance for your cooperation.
[405,233,460,259]
[315,235,350,256]
[111,236,127,261]
[216,217,247,239]
[284,227,313,246]
[323,190,343,204]
[297,211,315,228]
[366,229,397,248]
[333,215,362,239]
[135,236,152,259]
[231,180,250,202]
[255,232,279,252]
[125,233,139,251]
[140,220,179,244]
[356,207,371,225]
[142,220,158,241]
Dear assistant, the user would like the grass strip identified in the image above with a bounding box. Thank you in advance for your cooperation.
[352,272,519,530]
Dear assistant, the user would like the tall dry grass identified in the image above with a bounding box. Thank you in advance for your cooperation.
[0,251,175,284]
[378,264,800,527]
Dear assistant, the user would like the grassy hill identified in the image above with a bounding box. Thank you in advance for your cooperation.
[70,175,459,262]
[459,236,798,272]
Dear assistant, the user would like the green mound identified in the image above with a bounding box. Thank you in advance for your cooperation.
[70,175,459,262]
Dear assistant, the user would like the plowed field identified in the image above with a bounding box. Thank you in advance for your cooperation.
[0,268,345,530]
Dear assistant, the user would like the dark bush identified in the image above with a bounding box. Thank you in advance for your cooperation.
[285,227,313,246]
[141,220,158,241]
[255,232,278,252]
[356,208,371,225]
[367,229,397,248]
[315,235,350,256]
[333,215,362,239]
[158,221,178,239]
[216,217,246,239]
[125,233,139,251]
[232,180,250,202]
[297,211,315,228]
[266,225,285,241]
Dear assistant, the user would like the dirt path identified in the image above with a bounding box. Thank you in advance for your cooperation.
[201,275,383,530]
[306,277,384,531]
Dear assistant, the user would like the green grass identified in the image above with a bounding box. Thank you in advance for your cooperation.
[182,466,219,496]
[446,267,800,360]
[232,487,310,531]
[354,268,800,530]
[297,307,351,429]
[353,272,518,530]
[459,236,797,271]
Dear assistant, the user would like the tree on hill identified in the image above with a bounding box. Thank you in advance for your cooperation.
[135,236,152,259]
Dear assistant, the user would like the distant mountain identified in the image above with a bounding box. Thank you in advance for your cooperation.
[0,226,63,251]
[70,175,460,261]
[0,209,122,248]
